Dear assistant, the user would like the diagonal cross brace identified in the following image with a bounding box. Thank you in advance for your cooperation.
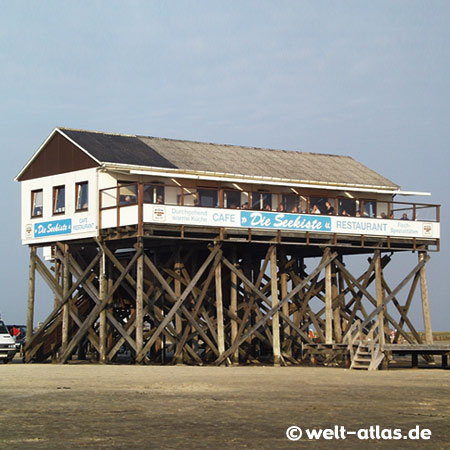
[60,248,143,363]
[135,245,222,362]
[215,250,338,365]
[25,251,101,351]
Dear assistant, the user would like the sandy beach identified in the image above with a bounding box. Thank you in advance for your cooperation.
[0,360,449,449]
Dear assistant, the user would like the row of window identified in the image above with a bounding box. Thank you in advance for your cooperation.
[31,182,88,218]
[105,183,379,218]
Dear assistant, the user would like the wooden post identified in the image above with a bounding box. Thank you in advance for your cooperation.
[418,251,433,344]
[230,247,239,364]
[280,250,290,355]
[325,259,333,345]
[62,244,70,355]
[271,246,281,365]
[293,257,303,353]
[54,260,61,309]
[332,261,342,343]
[99,249,107,363]
[375,250,386,347]
[215,258,225,356]
[135,239,144,359]
[174,250,183,364]
[26,246,36,344]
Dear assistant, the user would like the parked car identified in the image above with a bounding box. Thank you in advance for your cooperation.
[0,320,17,363]
[7,324,26,352]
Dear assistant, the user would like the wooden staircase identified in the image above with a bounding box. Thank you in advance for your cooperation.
[343,320,385,371]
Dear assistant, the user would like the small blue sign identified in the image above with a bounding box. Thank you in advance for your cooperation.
[34,219,72,237]
[240,211,331,232]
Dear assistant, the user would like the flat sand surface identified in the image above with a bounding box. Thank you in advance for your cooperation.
[0,362,449,449]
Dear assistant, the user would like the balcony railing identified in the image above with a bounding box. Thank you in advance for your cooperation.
[99,182,440,230]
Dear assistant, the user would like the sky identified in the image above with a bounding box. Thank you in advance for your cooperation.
[0,1,449,330]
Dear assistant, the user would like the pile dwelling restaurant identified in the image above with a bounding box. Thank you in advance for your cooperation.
[16,127,449,370]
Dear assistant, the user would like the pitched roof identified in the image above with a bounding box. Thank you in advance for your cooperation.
[20,127,400,190]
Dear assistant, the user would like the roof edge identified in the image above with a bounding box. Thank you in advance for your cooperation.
[103,162,400,194]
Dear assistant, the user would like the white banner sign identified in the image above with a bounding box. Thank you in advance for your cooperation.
[144,205,439,239]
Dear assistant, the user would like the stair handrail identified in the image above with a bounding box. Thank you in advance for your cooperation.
[343,319,363,362]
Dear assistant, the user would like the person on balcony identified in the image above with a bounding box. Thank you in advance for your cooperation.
[324,201,335,215]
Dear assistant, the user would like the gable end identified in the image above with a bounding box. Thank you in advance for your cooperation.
[17,132,100,181]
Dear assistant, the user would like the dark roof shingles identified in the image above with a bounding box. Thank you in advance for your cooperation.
[59,128,399,189]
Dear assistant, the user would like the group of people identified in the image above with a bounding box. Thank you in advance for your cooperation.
[241,200,411,220]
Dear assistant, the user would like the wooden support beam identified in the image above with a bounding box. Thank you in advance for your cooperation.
[270,246,281,366]
[419,251,433,344]
[335,255,429,333]
[60,248,143,363]
[216,250,338,365]
[332,260,342,343]
[135,238,144,358]
[172,251,221,362]
[374,251,386,347]
[99,250,107,363]
[25,250,101,356]
[62,244,70,355]
[174,250,184,364]
[215,259,225,356]
[325,259,333,345]
[280,249,290,355]
[26,246,36,345]
[230,247,239,364]
[136,245,221,362]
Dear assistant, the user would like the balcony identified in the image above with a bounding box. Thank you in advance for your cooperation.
[99,183,440,250]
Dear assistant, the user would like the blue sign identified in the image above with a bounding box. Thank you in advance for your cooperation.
[34,219,72,237]
[240,211,331,232]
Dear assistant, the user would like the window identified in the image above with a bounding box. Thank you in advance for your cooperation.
[338,198,356,216]
[362,200,377,218]
[119,183,137,205]
[282,194,299,213]
[143,184,164,204]
[309,196,328,214]
[31,189,43,218]
[224,190,241,209]
[252,192,272,211]
[53,186,65,214]
[76,182,89,211]
[198,189,218,208]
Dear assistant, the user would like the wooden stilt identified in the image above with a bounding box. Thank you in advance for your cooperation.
[230,247,239,364]
[280,249,290,356]
[135,238,144,359]
[332,261,342,343]
[271,246,281,366]
[174,250,183,364]
[374,250,386,348]
[62,244,70,355]
[26,246,36,345]
[215,258,225,356]
[54,260,61,309]
[325,258,333,345]
[418,251,433,345]
[99,249,107,363]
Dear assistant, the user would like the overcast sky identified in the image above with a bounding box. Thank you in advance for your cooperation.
[1,1,448,330]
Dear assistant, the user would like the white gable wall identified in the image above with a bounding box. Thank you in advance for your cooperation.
[21,168,99,245]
